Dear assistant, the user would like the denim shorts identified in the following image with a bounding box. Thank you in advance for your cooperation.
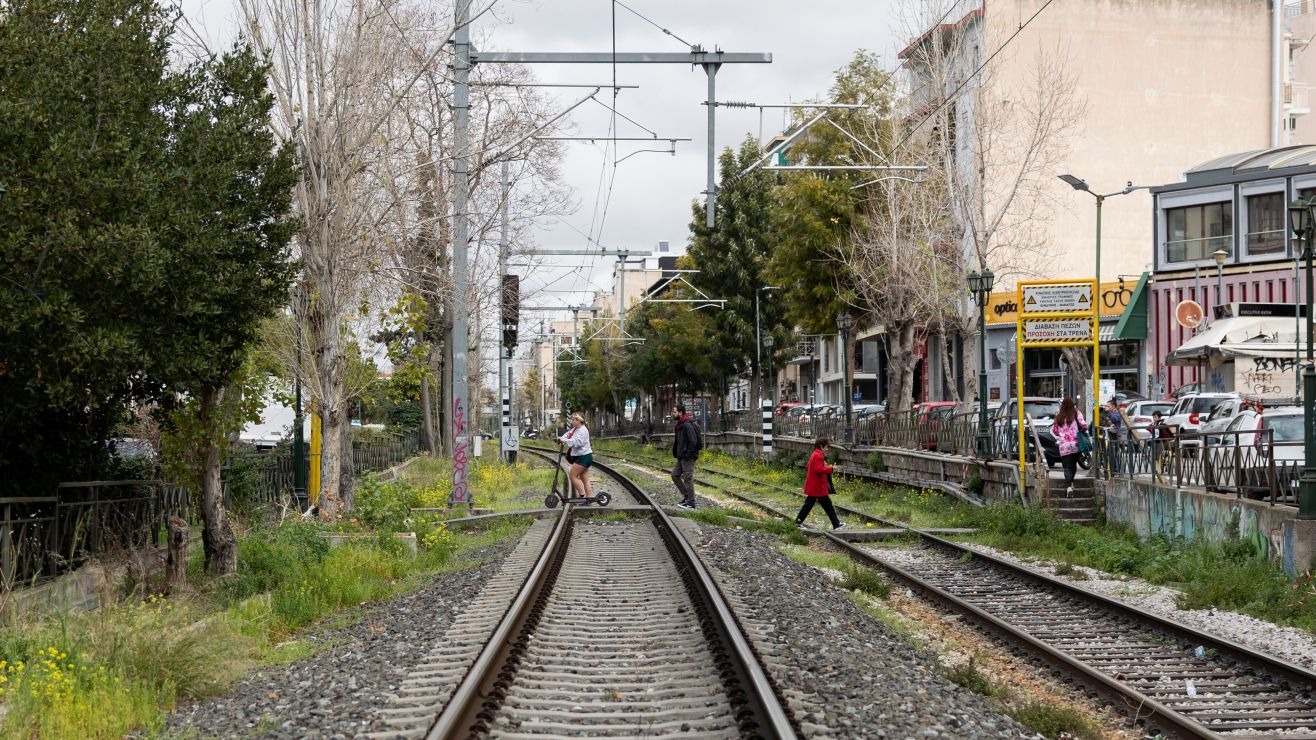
[573,453,593,468]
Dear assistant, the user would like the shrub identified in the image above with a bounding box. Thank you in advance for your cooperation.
[942,659,1000,698]
[840,565,891,598]
[865,452,886,473]
[963,468,984,496]
[353,474,420,528]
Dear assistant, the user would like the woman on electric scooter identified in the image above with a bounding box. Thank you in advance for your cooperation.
[560,413,594,501]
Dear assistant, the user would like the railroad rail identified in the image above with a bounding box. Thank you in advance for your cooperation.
[371,448,796,739]
[588,445,1316,738]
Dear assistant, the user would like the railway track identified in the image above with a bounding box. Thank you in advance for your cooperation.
[589,443,1316,738]
[370,448,796,739]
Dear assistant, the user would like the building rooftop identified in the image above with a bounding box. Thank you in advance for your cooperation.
[1152,144,1316,193]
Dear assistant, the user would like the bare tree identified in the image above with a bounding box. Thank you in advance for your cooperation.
[897,0,1084,406]
[238,0,465,516]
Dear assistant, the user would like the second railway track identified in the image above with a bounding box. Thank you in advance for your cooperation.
[584,442,1316,738]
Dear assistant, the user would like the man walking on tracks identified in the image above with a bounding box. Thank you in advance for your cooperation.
[671,403,703,510]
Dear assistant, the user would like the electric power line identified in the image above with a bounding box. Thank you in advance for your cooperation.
[613,0,695,48]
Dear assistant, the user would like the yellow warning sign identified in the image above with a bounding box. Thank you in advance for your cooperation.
[1021,283,1092,314]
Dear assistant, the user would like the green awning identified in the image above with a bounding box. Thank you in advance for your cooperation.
[1113,271,1150,340]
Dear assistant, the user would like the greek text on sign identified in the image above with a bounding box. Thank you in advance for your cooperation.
[1022,283,1093,314]
[1022,318,1093,344]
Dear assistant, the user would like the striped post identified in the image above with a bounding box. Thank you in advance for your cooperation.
[761,399,773,457]
[501,349,514,463]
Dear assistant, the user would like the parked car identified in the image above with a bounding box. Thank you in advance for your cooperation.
[1224,407,1305,459]
[775,402,806,417]
[1166,392,1241,448]
[994,397,1067,465]
[914,401,958,450]
[1110,390,1146,409]
[1219,407,1305,498]
[1196,397,1249,444]
[1125,400,1175,438]
[1170,382,1202,400]
[853,403,886,421]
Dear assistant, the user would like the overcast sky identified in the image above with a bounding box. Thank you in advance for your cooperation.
[180,0,906,319]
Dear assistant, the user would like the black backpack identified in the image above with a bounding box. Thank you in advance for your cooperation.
[689,420,704,454]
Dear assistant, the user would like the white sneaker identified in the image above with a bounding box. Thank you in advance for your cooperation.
[832,523,846,532]
[1065,486,1074,494]
[676,501,695,510]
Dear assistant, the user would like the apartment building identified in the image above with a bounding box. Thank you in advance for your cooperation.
[897,0,1287,400]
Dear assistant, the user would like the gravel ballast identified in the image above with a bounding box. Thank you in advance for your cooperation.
[678,521,1036,738]
[954,542,1316,668]
[163,540,518,739]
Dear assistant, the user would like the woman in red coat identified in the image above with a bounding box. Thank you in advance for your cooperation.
[795,437,844,530]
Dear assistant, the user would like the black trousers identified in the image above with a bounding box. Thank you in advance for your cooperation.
[1060,452,1079,487]
[796,496,840,528]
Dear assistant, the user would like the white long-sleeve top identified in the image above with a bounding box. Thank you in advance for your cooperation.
[560,425,592,455]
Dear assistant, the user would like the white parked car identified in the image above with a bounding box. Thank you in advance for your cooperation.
[1223,407,1305,462]
[1166,393,1241,448]
[1197,397,1248,444]
[1126,400,1174,437]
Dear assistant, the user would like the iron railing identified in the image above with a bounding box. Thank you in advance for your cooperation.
[1094,427,1295,505]
[2,428,423,592]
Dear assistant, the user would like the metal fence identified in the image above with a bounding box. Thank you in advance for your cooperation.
[1095,428,1296,505]
[1,428,423,591]
[593,405,1300,507]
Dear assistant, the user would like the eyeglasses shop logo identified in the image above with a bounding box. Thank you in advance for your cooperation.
[993,300,1018,316]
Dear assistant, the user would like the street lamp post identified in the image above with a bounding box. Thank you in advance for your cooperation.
[1059,174,1144,424]
[1213,248,1229,308]
[968,267,996,457]
[836,310,856,444]
[1286,196,1316,520]
[763,334,775,405]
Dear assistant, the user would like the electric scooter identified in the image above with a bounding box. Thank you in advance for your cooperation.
[544,445,612,508]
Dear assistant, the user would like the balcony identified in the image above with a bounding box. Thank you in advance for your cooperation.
[1287,0,1314,18]
[1165,235,1232,264]
[1286,82,1311,116]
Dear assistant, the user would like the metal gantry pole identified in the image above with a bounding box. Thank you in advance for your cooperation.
[703,61,721,228]
[447,0,472,506]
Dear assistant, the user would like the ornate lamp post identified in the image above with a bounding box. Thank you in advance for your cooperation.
[763,334,775,405]
[1287,196,1316,520]
[836,310,856,444]
[967,267,996,457]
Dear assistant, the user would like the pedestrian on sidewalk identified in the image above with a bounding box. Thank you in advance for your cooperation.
[671,403,703,510]
[1050,396,1088,494]
[796,437,844,531]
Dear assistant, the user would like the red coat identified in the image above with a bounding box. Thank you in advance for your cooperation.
[803,448,834,497]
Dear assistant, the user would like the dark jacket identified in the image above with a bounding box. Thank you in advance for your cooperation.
[672,414,701,460]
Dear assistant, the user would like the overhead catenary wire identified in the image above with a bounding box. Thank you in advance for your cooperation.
[612,0,695,48]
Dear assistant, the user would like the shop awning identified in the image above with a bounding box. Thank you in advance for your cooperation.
[1165,313,1307,366]
[1111,272,1149,341]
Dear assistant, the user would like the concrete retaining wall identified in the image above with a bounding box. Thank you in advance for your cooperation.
[1101,478,1315,577]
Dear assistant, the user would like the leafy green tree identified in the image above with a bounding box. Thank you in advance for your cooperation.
[149,45,298,574]
[0,0,181,494]
[767,50,894,335]
[0,0,298,574]
[687,137,783,406]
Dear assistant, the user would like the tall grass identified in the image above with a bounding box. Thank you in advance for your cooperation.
[961,502,1316,633]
